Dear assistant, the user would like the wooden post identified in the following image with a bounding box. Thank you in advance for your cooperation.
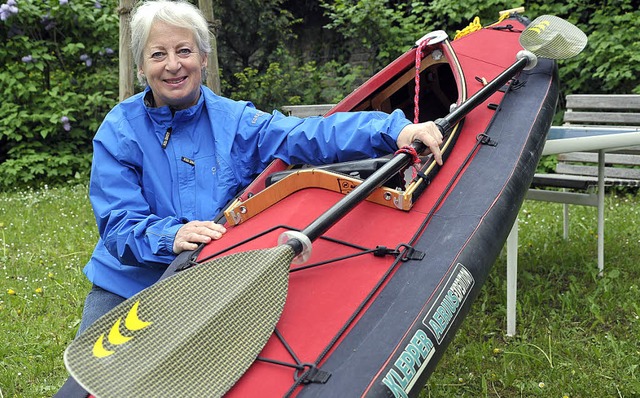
[198,0,221,94]
[118,0,135,101]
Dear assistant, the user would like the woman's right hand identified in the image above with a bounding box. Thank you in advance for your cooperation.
[173,221,227,254]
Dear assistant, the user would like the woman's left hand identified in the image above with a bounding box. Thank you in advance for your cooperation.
[173,221,227,254]
[396,121,444,165]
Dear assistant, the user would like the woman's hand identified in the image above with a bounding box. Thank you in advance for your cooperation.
[173,221,227,254]
[396,121,444,165]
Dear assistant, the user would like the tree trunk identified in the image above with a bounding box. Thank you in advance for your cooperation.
[118,0,135,101]
[198,0,221,94]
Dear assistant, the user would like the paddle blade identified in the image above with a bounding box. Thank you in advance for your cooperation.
[64,244,295,397]
[520,15,587,59]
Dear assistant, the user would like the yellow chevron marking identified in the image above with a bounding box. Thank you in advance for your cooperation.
[91,302,151,359]
[92,334,115,358]
[107,318,133,345]
[530,20,550,34]
[124,300,152,331]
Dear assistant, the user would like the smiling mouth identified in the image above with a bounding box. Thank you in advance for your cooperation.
[165,76,187,84]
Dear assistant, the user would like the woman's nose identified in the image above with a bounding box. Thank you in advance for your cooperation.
[165,52,181,71]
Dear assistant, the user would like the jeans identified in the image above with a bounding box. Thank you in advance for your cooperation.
[54,285,126,398]
[77,284,127,335]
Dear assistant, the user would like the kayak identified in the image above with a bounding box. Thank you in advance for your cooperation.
[183,13,558,398]
[64,12,563,398]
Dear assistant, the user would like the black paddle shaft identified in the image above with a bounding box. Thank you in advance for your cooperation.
[434,54,531,141]
[288,54,532,255]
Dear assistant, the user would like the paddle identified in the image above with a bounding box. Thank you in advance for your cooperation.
[64,15,586,397]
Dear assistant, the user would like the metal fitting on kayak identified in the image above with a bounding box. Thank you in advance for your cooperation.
[278,230,313,264]
[517,50,538,70]
[415,30,449,46]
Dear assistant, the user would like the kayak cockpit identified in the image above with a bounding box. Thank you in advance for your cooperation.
[225,34,467,226]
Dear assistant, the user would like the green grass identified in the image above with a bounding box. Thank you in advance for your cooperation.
[0,185,95,397]
[1,184,639,397]
[424,194,640,397]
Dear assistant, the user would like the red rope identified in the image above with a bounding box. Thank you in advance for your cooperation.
[413,38,431,124]
[408,37,432,179]
[395,145,421,166]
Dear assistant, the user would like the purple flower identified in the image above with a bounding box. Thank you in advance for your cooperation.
[61,116,71,131]
[1,2,17,14]
[80,54,93,67]
[0,2,16,20]
[94,0,101,8]
[59,0,68,5]
[104,47,114,55]
[21,55,33,63]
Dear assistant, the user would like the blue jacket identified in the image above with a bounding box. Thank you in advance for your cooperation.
[84,86,412,298]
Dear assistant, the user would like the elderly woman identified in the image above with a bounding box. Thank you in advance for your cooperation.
[55,0,442,395]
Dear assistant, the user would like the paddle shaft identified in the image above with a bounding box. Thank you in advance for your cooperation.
[291,55,532,252]
[433,55,531,144]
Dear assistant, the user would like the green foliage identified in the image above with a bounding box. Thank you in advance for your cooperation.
[320,0,639,97]
[577,9,640,94]
[213,0,301,71]
[226,49,363,110]
[318,0,542,73]
[0,0,119,190]
[420,0,524,33]
[536,154,558,174]
[320,0,436,74]
[525,0,640,95]
[1,0,639,188]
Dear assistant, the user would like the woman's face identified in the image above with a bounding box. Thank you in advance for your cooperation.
[140,21,207,110]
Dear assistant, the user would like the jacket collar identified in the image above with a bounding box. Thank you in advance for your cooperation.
[143,86,206,126]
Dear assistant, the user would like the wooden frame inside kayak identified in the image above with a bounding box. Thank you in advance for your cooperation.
[225,38,467,226]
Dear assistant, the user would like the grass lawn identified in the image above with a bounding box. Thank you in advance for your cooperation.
[1,184,638,397]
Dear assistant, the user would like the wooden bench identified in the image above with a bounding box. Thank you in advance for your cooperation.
[532,94,640,194]
[281,104,335,118]
[526,94,640,270]
[506,94,640,335]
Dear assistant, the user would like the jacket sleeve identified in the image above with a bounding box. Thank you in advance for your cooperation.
[231,103,412,169]
[89,115,181,269]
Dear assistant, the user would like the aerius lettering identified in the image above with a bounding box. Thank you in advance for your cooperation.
[423,263,474,344]
[382,329,435,398]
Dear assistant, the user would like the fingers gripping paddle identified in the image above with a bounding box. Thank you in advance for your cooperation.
[64,15,586,398]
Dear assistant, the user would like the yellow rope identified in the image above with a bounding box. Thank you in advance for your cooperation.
[453,11,515,41]
[454,16,482,40]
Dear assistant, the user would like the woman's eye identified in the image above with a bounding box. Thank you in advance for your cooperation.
[151,52,166,59]
[178,48,193,56]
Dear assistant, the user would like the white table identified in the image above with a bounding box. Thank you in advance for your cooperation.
[506,126,640,336]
